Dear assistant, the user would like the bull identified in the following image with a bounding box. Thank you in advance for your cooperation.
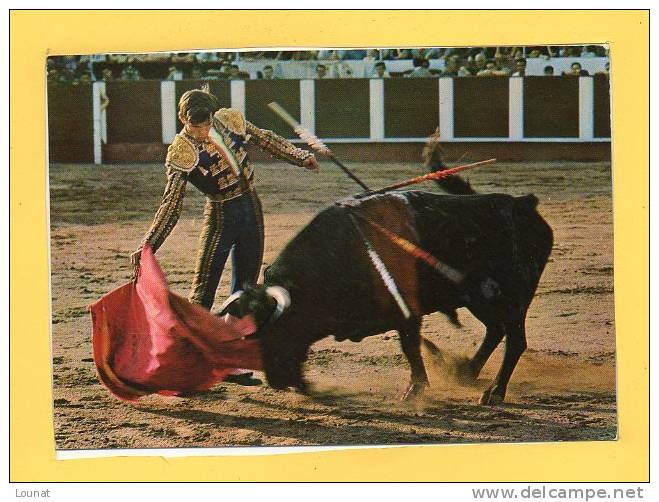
[221,140,553,405]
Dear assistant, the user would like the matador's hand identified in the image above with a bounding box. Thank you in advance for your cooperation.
[303,155,320,173]
[130,248,142,280]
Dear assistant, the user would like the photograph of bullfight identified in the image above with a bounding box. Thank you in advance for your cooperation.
[47,46,615,449]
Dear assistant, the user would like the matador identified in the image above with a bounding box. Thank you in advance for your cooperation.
[131,89,319,317]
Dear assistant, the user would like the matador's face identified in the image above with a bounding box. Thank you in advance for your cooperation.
[181,117,212,142]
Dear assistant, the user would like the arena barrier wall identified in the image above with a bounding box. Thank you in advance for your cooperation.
[47,84,94,163]
[47,77,611,164]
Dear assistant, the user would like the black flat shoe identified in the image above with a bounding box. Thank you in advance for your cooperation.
[224,372,263,386]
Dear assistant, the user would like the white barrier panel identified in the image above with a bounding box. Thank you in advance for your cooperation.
[509,77,524,140]
[439,78,454,140]
[230,80,246,116]
[579,76,595,140]
[160,81,177,144]
[299,79,315,134]
[369,78,385,140]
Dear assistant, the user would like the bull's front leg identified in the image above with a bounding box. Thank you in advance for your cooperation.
[456,322,505,384]
[480,319,526,405]
[398,317,429,401]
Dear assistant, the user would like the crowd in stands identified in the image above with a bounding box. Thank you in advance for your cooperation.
[47,46,610,85]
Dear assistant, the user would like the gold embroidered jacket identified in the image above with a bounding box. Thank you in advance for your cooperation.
[140,108,312,253]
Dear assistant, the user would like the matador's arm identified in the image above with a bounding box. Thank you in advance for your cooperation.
[212,108,313,167]
[245,121,313,167]
[138,168,188,254]
[132,135,197,266]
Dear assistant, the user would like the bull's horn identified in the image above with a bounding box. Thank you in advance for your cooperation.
[265,286,291,322]
[217,290,244,316]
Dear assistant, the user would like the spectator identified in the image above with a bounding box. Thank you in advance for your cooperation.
[120,58,141,80]
[340,63,355,78]
[99,68,112,81]
[407,58,434,78]
[195,51,222,63]
[220,61,233,77]
[275,50,293,60]
[370,61,390,79]
[564,62,589,76]
[99,72,110,112]
[291,51,316,61]
[394,48,413,59]
[107,54,129,64]
[596,62,610,76]
[492,47,518,73]
[379,49,396,60]
[363,48,380,62]
[424,48,442,59]
[228,64,243,79]
[262,65,276,79]
[442,55,461,76]
[338,49,367,60]
[142,53,169,63]
[473,52,488,74]
[171,52,195,64]
[582,45,606,58]
[511,57,526,77]
[543,65,555,76]
[561,46,583,57]
[412,48,441,60]
[526,46,555,59]
[190,66,204,80]
[60,55,79,74]
[315,63,328,79]
[76,73,92,86]
[166,65,184,81]
[477,59,508,77]
[458,61,474,77]
[47,69,66,84]
[317,49,339,60]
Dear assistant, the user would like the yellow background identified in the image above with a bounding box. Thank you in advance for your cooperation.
[10,10,649,482]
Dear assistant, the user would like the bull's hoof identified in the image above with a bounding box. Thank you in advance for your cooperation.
[400,382,427,401]
[479,387,505,406]
[295,379,309,395]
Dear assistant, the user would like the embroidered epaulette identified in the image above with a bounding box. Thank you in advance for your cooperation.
[166,134,198,173]
[214,108,247,136]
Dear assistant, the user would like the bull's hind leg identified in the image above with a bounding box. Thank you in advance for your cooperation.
[480,318,527,405]
[399,317,429,401]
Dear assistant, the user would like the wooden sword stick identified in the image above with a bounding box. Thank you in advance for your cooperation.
[267,101,371,191]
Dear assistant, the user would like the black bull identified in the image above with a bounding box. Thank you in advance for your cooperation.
[229,190,553,405]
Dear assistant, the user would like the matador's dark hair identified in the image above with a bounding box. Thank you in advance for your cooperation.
[178,87,220,124]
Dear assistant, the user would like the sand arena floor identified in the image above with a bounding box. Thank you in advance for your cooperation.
[49,159,615,449]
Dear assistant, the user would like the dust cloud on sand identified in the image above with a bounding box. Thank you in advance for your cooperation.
[49,161,616,448]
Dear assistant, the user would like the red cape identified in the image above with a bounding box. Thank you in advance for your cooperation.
[90,245,263,401]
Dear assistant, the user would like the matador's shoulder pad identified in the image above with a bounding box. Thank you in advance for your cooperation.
[214,108,247,136]
[166,134,198,173]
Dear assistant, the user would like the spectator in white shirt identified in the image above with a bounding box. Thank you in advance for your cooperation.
[371,61,390,79]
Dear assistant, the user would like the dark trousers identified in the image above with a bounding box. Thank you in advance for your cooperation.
[189,190,264,310]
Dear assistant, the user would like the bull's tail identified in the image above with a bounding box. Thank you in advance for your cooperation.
[422,128,476,195]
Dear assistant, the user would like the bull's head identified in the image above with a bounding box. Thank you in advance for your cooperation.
[217,284,309,392]
[217,285,290,330]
